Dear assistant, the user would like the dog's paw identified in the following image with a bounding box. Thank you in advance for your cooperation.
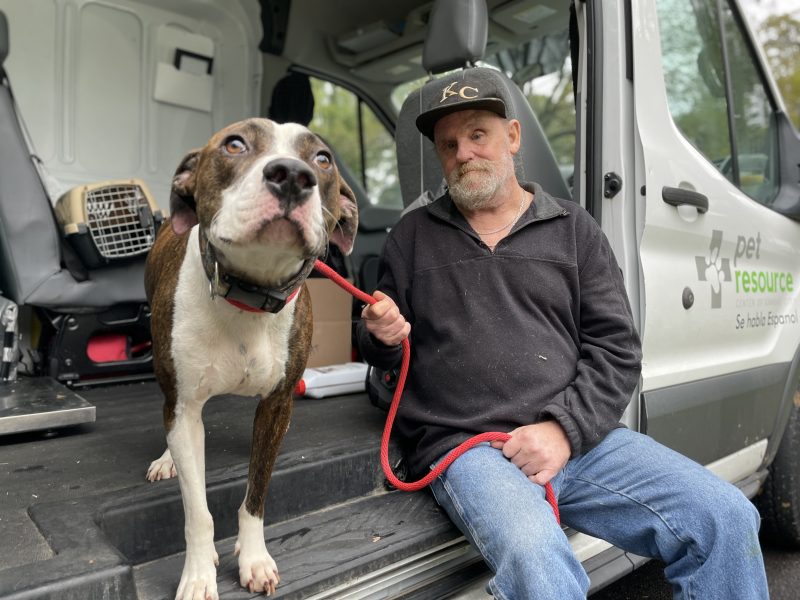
[175,549,219,600]
[235,539,280,596]
[146,448,177,481]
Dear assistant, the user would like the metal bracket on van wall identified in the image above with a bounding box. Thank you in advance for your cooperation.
[603,172,622,198]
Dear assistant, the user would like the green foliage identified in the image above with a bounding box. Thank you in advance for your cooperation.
[309,78,401,208]
[758,13,800,128]
[309,80,360,180]
[525,73,576,168]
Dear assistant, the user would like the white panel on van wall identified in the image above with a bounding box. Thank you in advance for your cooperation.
[0,0,58,162]
[74,3,142,174]
[0,0,261,210]
[153,25,214,112]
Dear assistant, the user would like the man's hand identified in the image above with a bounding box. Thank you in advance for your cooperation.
[490,421,571,485]
[361,291,411,346]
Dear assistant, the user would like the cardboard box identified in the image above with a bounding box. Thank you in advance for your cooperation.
[305,278,353,368]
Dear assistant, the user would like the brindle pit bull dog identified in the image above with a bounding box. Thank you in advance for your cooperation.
[144,118,358,599]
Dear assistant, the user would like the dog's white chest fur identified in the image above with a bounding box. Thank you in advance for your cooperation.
[170,228,295,403]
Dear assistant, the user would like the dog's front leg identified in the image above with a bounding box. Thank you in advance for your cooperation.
[169,400,220,600]
[235,389,293,596]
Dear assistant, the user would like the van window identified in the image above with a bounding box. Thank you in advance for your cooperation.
[486,33,576,190]
[309,78,402,209]
[656,1,732,175]
[656,0,779,206]
[719,2,780,205]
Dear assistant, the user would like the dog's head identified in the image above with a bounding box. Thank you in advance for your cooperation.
[169,118,358,284]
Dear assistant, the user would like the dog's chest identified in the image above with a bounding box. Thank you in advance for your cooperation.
[170,234,296,401]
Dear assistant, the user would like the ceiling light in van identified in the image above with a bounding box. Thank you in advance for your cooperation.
[351,44,425,83]
[492,0,562,34]
[337,21,401,54]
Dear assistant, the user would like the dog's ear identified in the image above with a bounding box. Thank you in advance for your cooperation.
[169,150,200,235]
[330,179,358,256]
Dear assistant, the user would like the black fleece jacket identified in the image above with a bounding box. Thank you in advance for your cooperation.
[357,182,642,479]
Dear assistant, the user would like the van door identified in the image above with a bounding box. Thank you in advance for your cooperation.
[631,0,800,468]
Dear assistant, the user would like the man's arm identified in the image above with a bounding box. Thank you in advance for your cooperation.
[356,236,411,370]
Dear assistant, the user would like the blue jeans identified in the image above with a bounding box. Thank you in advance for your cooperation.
[429,428,768,599]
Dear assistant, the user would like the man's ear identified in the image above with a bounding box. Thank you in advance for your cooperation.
[169,150,200,235]
[507,119,522,155]
[329,178,359,256]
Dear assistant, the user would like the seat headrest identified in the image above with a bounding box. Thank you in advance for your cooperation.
[268,71,314,126]
[0,11,8,70]
[422,0,487,74]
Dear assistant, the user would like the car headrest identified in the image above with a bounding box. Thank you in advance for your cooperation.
[0,11,8,71]
[268,71,314,126]
[422,0,487,74]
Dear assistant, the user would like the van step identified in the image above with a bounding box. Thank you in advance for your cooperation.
[0,376,95,435]
[0,385,419,600]
[133,490,461,600]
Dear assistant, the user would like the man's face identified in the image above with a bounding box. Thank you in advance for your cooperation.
[433,109,520,212]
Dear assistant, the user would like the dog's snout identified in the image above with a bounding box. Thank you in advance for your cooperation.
[263,158,316,206]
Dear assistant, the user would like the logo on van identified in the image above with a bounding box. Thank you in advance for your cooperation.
[695,230,730,309]
[695,229,794,310]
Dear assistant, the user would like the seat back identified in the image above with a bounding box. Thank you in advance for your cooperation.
[0,10,149,310]
[395,0,570,208]
[0,10,63,304]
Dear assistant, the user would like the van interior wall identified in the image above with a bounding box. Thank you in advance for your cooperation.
[0,0,262,210]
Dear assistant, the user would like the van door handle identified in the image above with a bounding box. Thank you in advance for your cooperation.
[662,186,709,213]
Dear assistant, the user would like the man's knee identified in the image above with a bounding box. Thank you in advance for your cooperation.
[692,482,761,554]
[717,488,761,536]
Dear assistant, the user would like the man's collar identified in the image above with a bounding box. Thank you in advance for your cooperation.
[199,229,315,313]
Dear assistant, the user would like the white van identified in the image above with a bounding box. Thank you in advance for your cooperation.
[0,0,797,598]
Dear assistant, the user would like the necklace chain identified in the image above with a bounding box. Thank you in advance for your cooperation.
[472,189,527,236]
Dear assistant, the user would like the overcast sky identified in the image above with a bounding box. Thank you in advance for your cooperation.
[739,0,800,24]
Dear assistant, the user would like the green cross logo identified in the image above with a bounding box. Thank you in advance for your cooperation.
[695,230,731,309]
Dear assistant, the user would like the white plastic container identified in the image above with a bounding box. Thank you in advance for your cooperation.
[294,362,369,398]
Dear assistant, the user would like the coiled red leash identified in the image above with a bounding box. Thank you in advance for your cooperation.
[313,260,560,523]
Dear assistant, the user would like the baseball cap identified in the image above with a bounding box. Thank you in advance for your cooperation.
[415,68,513,141]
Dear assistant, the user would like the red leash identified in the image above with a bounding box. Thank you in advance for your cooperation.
[313,260,560,523]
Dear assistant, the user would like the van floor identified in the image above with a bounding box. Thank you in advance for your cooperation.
[0,378,466,599]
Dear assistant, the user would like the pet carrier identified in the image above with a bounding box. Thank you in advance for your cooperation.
[55,179,164,268]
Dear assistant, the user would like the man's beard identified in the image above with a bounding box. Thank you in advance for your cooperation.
[446,158,511,212]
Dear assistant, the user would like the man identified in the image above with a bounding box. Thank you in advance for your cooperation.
[357,69,768,599]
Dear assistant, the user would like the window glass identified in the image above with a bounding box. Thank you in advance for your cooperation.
[361,103,403,208]
[485,31,576,189]
[309,78,402,209]
[656,0,732,175]
[720,2,779,204]
[656,0,779,205]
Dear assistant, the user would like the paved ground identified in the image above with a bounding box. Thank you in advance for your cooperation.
[591,538,800,599]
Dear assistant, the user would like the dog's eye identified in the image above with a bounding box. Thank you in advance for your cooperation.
[224,137,247,155]
[314,151,332,170]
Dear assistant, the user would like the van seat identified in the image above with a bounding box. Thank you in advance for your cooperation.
[395,0,571,209]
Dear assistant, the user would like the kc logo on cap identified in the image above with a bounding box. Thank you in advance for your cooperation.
[440,82,479,103]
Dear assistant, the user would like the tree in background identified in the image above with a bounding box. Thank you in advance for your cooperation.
[310,79,401,208]
[757,13,800,128]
